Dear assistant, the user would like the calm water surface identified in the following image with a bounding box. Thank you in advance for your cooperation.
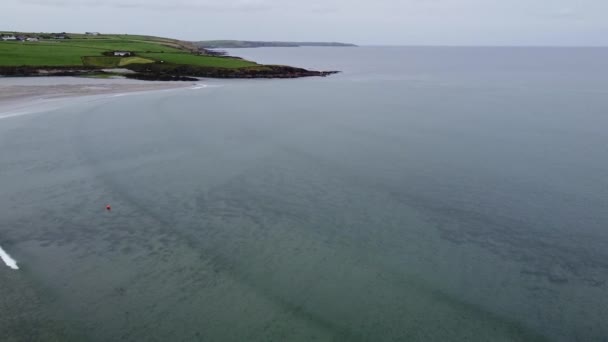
[1,47,608,341]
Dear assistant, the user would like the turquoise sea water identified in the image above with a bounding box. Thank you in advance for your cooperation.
[1,47,608,341]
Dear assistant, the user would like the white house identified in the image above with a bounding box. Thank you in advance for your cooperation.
[26,37,39,42]
[1,35,17,41]
[113,51,132,57]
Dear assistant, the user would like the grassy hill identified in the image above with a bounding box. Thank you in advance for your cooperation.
[0,33,258,68]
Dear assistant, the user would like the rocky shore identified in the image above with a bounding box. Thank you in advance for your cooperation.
[0,64,339,81]
[0,66,100,77]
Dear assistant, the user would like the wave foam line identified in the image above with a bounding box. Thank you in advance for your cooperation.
[0,246,19,270]
[0,111,31,120]
[190,84,208,90]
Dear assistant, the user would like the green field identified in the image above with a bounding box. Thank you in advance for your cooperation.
[119,56,155,66]
[59,39,184,53]
[0,33,256,69]
[0,41,104,66]
[139,53,257,68]
[81,56,122,68]
[82,56,155,68]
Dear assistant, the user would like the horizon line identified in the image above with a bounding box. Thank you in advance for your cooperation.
[1,29,606,48]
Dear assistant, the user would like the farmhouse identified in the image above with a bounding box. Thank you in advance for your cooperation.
[113,51,132,57]
[26,37,39,42]
[1,35,17,41]
[86,32,100,36]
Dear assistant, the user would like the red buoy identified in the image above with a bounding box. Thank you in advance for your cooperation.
[106,204,112,211]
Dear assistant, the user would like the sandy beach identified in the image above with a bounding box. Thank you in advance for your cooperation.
[0,76,197,118]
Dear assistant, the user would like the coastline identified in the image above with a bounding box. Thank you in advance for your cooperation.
[0,76,197,119]
[0,33,340,82]
[0,65,339,80]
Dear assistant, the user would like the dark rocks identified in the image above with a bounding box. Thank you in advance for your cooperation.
[0,64,339,80]
[125,63,339,79]
[124,73,199,81]
[0,66,99,77]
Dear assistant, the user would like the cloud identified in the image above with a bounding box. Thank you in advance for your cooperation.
[13,0,346,13]
[19,0,276,12]
[5,0,608,45]
[551,7,575,18]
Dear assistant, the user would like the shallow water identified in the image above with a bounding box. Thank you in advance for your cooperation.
[1,47,608,341]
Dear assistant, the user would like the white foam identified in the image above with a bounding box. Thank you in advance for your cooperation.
[190,84,208,90]
[0,83,218,120]
[0,246,19,270]
[189,84,225,90]
[0,97,77,120]
[0,111,31,120]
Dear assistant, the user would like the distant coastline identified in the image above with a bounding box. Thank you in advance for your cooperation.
[196,40,357,49]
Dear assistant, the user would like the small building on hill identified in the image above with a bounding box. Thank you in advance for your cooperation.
[86,32,100,36]
[113,51,132,57]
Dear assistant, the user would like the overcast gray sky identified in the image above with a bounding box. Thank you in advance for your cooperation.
[2,0,607,45]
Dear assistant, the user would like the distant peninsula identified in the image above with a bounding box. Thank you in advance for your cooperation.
[196,40,357,49]
[0,32,339,80]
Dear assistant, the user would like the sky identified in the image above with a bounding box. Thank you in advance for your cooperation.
[2,0,607,46]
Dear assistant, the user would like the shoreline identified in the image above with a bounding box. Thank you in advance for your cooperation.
[0,77,198,119]
[0,65,339,80]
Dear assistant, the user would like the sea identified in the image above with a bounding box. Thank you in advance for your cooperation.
[1,46,608,341]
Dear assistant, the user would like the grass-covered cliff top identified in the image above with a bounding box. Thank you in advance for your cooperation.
[0,32,339,79]
[0,32,257,68]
